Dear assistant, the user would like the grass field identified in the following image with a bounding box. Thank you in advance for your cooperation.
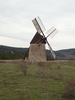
[0,60,75,100]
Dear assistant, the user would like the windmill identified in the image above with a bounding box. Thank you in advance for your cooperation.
[25,16,58,61]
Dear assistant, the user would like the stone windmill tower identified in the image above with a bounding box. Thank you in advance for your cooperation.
[25,16,58,61]
[29,32,46,61]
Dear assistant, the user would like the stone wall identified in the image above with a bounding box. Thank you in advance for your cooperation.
[29,44,46,61]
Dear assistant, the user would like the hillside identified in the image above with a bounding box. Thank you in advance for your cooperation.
[0,45,75,60]
[55,49,75,60]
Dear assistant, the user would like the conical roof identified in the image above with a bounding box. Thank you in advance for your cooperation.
[30,32,46,44]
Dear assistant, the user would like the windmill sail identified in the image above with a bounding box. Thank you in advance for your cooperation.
[32,16,45,34]
[36,16,46,32]
[32,18,42,33]
[46,41,56,59]
[46,26,58,38]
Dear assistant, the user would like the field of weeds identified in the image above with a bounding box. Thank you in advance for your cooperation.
[0,60,75,100]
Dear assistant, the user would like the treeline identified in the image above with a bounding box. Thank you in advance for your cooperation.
[0,52,26,60]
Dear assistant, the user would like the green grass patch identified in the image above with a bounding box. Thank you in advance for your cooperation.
[0,61,75,100]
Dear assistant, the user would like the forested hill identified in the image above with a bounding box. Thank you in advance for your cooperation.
[47,49,75,60]
[0,45,75,60]
[0,45,27,60]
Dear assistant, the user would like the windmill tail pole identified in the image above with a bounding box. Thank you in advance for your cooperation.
[24,48,29,60]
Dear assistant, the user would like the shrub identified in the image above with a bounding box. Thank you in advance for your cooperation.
[18,61,27,76]
[57,64,61,69]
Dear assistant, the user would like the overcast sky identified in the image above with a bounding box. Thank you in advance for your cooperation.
[0,0,75,50]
